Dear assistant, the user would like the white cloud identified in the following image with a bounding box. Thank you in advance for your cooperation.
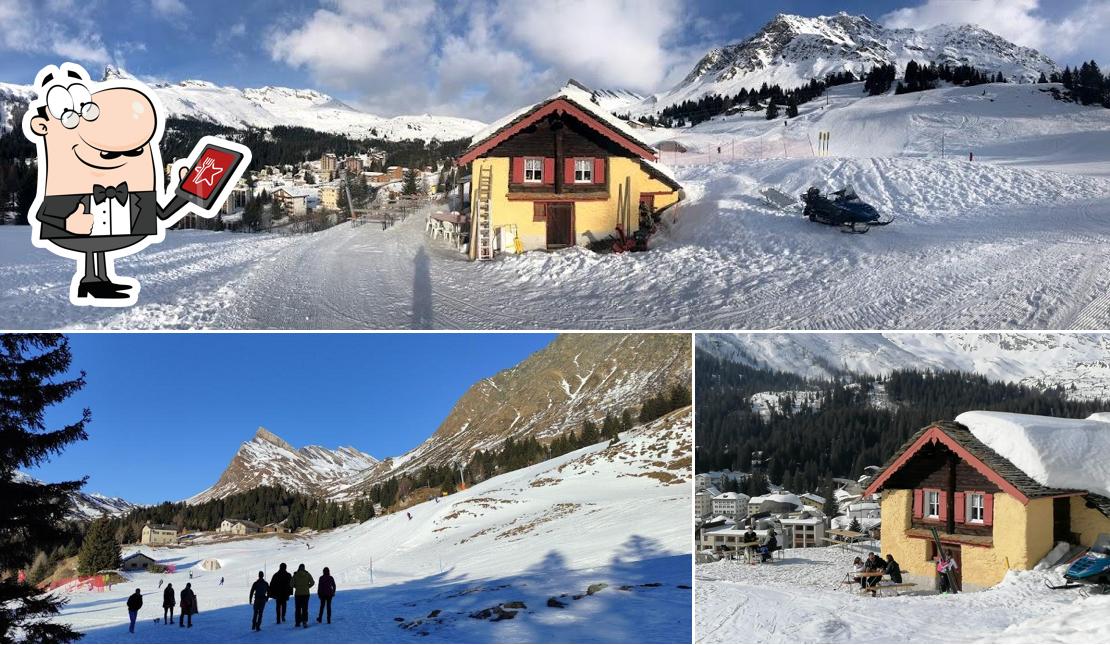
[151,0,187,17]
[267,0,696,120]
[494,0,686,92]
[881,0,1110,65]
[0,0,109,66]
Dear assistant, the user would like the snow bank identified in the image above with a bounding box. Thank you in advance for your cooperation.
[956,411,1110,498]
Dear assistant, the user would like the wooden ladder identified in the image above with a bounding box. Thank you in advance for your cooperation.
[475,165,494,260]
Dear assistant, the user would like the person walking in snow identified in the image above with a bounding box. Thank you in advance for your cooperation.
[219,576,224,586]
[406,512,412,520]
[179,583,197,628]
[157,578,163,589]
[249,571,269,632]
[292,563,315,628]
[269,562,292,624]
[162,582,175,624]
[316,566,336,624]
[885,554,903,584]
[126,588,142,633]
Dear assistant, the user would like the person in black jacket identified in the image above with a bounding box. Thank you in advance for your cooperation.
[179,583,197,628]
[162,583,175,624]
[885,554,903,584]
[268,563,292,624]
[126,588,142,633]
[249,571,269,631]
[316,566,336,624]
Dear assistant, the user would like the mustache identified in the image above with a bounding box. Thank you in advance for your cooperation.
[98,147,145,160]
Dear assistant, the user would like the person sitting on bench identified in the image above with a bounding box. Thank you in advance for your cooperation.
[862,553,883,589]
[758,530,778,563]
[884,554,903,584]
[853,557,867,589]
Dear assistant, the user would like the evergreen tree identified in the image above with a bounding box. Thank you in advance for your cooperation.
[848,517,862,533]
[765,100,780,120]
[402,168,420,195]
[77,518,121,576]
[0,335,89,643]
[785,98,799,118]
[1037,72,1048,84]
[822,480,838,518]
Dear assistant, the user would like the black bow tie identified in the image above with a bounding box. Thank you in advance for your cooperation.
[93,182,129,206]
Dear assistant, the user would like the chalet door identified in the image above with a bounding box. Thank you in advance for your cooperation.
[1054,497,1072,544]
[546,203,574,248]
[948,544,963,591]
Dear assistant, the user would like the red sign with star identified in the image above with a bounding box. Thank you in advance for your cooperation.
[182,146,235,200]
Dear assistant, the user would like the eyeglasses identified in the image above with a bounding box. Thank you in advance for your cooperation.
[46,83,100,130]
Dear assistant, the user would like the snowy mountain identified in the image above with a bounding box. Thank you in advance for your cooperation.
[0,66,486,141]
[61,410,692,643]
[636,12,1058,113]
[350,333,691,489]
[588,87,648,114]
[189,334,690,504]
[699,333,1110,399]
[14,471,140,521]
[187,427,378,504]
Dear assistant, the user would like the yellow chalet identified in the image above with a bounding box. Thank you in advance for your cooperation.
[865,412,1110,591]
[456,81,682,259]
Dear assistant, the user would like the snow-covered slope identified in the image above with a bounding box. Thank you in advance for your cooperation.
[353,334,691,489]
[696,542,1109,643]
[638,12,1057,114]
[15,471,139,521]
[187,427,378,504]
[699,333,1110,399]
[59,410,692,643]
[0,66,485,141]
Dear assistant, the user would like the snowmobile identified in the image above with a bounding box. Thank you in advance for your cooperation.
[1047,534,1110,593]
[801,186,893,233]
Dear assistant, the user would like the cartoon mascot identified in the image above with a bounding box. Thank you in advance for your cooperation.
[23,62,251,306]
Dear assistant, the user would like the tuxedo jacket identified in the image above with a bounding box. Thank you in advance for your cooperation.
[36,191,179,240]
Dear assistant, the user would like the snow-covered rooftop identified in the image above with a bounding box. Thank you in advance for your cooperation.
[467,80,654,153]
[713,492,748,500]
[956,411,1110,499]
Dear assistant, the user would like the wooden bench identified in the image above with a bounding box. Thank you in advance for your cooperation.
[859,582,916,597]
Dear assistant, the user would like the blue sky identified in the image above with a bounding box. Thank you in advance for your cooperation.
[0,0,1105,120]
[27,332,555,504]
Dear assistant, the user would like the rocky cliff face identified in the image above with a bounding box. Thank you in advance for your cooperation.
[187,427,379,504]
[190,334,691,503]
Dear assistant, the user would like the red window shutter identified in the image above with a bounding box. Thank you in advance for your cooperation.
[511,158,524,184]
[954,492,965,523]
[594,157,605,184]
[938,490,948,520]
[533,202,546,222]
[543,157,555,185]
[912,489,923,519]
[983,494,994,526]
[565,158,576,183]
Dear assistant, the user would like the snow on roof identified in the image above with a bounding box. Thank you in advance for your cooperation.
[956,411,1110,498]
[713,492,749,501]
[467,80,654,153]
[779,516,824,525]
[751,493,803,507]
[703,485,722,497]
[801,493,826,503]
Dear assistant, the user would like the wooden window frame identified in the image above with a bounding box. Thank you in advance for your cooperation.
[925,489,941,519]
[523,157,544,184]
[573,158,593,184]
[967,492,986,524]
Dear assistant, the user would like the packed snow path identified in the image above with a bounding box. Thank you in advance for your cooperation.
[3,159,1109,330]
[695,545,1110,643]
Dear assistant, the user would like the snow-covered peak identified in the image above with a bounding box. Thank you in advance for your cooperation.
[635,12,1058,115]
[956,410,1110,498]
[101,65,137,81]
[15,471,140,521]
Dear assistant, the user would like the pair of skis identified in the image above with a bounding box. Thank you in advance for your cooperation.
[930,527,959,594]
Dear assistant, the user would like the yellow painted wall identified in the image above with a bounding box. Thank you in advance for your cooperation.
[1071,496,1110,545]
[470,156,680,256]
[880,490,1058,590]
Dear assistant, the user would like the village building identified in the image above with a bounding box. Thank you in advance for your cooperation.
[321,153,337,174]
[263,521,292,534]
[695,490,714,519]
[344,157,364,174]
[864,413,1110,591]
[120,552,158,572]
[799,492,827,509]
[456,81,682,258]
[384,166,405,182]
[748,493,803,516]
[779,513,827,548]
[219,519,261,535]
[319,184,341,211]
[141,523,177,546]
[695,470,746,491]
[273,187,315,217]
[711,491,750,520]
